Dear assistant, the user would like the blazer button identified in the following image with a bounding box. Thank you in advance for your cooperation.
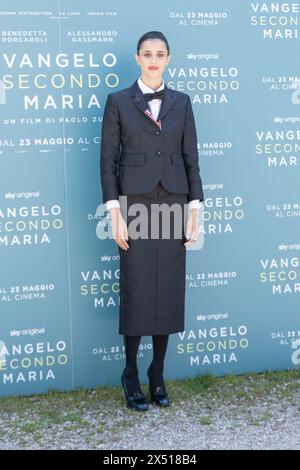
[155,130,160,135]
[157,151,161,155]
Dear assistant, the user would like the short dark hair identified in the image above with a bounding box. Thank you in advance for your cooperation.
[137,31,170,56]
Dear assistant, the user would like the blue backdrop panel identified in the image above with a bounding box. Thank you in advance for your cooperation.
[0,0,299,397]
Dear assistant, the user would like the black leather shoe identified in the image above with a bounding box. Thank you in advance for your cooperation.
[147,366,170,407]
[121,369,149,411]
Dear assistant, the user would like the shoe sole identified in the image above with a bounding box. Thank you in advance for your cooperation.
[150,397,170,407]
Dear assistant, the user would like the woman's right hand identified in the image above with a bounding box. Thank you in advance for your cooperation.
[110,208,129,250]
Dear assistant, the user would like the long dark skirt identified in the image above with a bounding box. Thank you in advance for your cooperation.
[118,182,188,336]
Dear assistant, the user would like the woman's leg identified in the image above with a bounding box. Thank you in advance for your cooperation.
[123,335,142,394]
[149,334,169,387]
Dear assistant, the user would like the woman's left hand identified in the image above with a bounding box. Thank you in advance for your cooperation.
[184,208,199,246]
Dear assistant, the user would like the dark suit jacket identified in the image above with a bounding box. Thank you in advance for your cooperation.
[100,79,204,204]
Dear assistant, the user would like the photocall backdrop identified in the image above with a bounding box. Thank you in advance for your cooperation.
[0,0,299,397]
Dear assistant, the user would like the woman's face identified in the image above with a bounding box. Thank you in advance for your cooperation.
[135,39,170,80]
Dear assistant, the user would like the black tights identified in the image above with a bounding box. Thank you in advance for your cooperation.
[123,334,169,394]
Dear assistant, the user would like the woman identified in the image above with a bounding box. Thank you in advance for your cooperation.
[100,31,204,411]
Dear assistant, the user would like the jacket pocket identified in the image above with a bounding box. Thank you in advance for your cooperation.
[119,153,146,166]
[171,153,184,165]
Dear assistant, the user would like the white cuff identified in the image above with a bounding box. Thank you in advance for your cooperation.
[188,199,201,210]
[105,199,120,210]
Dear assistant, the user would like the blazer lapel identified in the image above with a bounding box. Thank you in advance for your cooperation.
[129,79,176,128]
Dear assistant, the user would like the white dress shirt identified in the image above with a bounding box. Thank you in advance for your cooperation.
[105,76,200,211]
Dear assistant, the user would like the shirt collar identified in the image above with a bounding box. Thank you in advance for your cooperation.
[137,75,165,94]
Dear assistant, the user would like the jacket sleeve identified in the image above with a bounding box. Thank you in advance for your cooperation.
[182,95,204,202]
[100,93,121,203]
